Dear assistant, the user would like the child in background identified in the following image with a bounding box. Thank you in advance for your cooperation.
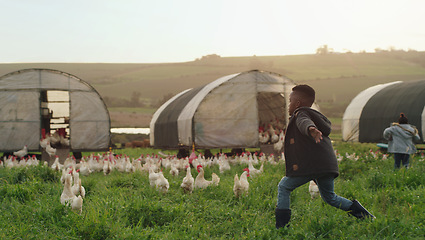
[383,113,420,169]
[275,84,374,229]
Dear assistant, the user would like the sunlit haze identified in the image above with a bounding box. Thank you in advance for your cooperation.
[1,0,425,63]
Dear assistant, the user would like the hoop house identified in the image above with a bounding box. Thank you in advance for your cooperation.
[342,79,425,143]
[150,70,300,149]
[0,68,110,152]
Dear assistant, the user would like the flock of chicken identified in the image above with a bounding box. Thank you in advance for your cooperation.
[258,122,286,152]
[2,148,285,214]
[40,130,70,157]
[4,135,350,214]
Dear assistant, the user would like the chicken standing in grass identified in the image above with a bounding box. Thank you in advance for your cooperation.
[103,158,111,175]
[248,161,263,177]
[169,164,179,176]
[72,169,85,198]
[309,180,320,199]
[71,195,83,214]
[149,168,160,187]
[233,169,250,198]
[60,171,76,205]
[194,165,220,189]
[155,170,169,193]
[180,165,194,193]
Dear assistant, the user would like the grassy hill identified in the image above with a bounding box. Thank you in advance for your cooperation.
[2,51,425,125]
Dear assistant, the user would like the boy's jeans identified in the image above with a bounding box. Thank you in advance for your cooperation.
[277,175,352,210]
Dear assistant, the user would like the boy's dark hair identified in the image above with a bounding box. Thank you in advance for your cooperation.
[398,113,408,124]
[292,84,315,106]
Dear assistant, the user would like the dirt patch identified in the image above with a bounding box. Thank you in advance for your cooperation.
[109,111,152,128]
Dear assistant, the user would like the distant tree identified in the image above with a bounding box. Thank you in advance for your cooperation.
[316,45,334,55]
[200,54,221,60]
[374,48,384,53]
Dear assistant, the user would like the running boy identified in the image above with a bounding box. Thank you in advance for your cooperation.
[275,84,374,229]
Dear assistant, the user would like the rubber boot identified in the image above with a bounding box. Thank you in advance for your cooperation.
[347,200,375,219]
[275,208,291,229]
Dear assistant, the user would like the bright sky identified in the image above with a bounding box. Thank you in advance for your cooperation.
[1,0,425,63]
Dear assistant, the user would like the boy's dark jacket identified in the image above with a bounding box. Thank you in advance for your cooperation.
[284,107,339,178]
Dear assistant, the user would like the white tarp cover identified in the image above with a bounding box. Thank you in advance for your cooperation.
[342,81,402,142]
[0,91,40,150]
[151,70,297,149]
[0,69,110,151]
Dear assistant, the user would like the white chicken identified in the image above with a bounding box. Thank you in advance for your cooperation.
[180,165,194,194]
[248,161,264,177]
[45,141,57,158]
[13,145,28,159]
[71,195,83,214]
[60,171,76,205]
[72,169,85,198]
[103,159,111,175]
[40,137,49,149]
[309,180,320,199]
[51,156,63,171]
[258,130,270,144]
[125,157,135,173]
[270,130,279,144]
[60,166,72,185]
[233,169,249,198]
[274,135,284,152]
[149,168,160,187]
[49,131,61,146]
[194,165,220,189]
[169,164,179,176]
[78,160,92,176]
[155,171,169,193]
[218,155,231,173]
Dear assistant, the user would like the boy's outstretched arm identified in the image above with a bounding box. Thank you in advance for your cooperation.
[309,126,323,143]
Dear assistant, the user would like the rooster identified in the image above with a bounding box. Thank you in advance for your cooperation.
[194,165,220,189]
[180,165,194,194]
[233,169,249,198]
[13,145,28,159]
[309,180,320,199]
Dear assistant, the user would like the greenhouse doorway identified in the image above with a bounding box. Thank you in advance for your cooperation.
[41,90,70,139]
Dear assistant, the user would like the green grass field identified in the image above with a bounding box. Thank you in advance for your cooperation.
[1,143,424,239]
